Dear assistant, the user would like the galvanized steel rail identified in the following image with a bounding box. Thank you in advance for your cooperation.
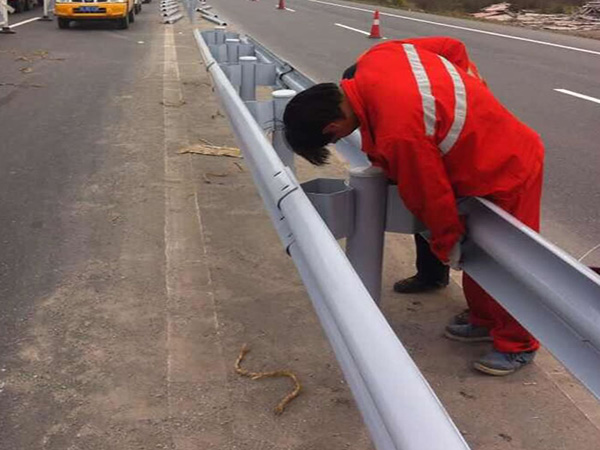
[245,37,600,401]
[460,198,600,398]
[194,28,470,450]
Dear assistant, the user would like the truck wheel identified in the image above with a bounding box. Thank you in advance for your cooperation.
[58,18,70,28]
[117,13,129,29]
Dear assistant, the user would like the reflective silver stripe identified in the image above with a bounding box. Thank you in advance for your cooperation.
[438,57,467,154]
[402,44,436,137]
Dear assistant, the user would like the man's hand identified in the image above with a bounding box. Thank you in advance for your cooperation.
[447,237,463,271]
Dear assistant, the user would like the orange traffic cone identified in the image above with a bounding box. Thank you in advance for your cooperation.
[369,10,382,39]
[277,0,285,9]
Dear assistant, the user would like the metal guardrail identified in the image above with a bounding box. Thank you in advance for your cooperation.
[200,10,225,25]
[183,0,225,25]
[460,198,600,397]
[243,36,600,402]
[161,0,183,24]
[194,27,470,450]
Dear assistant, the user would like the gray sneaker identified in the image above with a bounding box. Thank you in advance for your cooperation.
[451,309,470,325]
[444,324,492,342]
[474,350,536,376]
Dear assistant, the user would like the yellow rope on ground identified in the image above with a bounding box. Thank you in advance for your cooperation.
[234,344,302,415]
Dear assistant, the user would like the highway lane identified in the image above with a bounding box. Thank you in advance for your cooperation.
[208,0,600,263]
[0,6,154,334]
[0,8,169,447]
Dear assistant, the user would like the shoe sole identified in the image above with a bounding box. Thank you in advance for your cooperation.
[393,286,446,294]
[450,319,470,326]
[473,362,515,376]
[444,330,493,343]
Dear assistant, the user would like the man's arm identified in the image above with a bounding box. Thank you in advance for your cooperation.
[379,133,465,262]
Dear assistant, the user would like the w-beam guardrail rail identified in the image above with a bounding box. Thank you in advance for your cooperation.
[161,0,182,24]
[198,6,225,26]
[237,33,600,404]
[194,26,471,450]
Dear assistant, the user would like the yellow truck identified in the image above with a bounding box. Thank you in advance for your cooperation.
[54,0,135,29]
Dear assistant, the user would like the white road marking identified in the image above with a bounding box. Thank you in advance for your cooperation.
[310,0,600,56]
[334,22,387,39]
[10,16,41,27]
[335,22,370,35]
[554,88,600,105]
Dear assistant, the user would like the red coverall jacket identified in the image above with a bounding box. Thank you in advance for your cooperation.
[340,37,544,262]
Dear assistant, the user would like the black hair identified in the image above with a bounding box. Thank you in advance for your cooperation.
[283,83,344,166]
[342,63,357,80]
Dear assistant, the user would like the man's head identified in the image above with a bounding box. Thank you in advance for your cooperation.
[283,83,359,165]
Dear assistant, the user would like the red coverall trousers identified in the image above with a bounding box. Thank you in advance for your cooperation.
[463,162,543,353]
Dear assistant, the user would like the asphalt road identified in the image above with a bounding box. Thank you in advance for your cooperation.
[0,6,170,447]
[208,0,600,262]
[0,2,156,348]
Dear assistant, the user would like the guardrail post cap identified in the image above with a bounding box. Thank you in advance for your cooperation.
[272,89,297,99]
[349,165,383,177]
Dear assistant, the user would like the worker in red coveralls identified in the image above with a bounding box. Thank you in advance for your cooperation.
[283,37,544,376]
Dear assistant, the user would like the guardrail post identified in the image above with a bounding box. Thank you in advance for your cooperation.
[226,38,240,63]
[214,25,226,44]
[239,56,257,101]
[346,166,387,304]
[40,0,53,20]
[272,89,296,173]
[189,0,197,25]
